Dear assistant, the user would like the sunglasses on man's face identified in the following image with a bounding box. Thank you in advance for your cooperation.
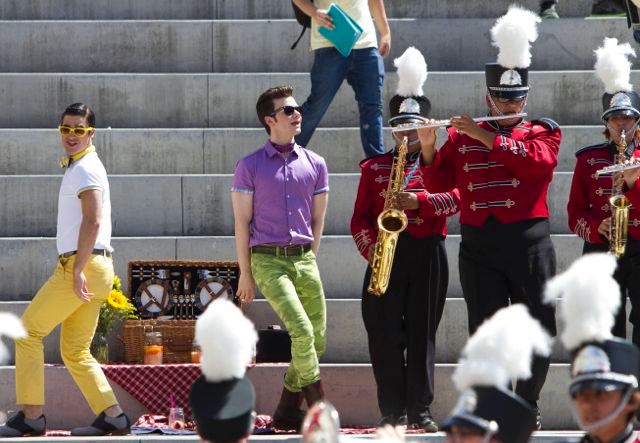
[270,106,303,117]
[58,125,94,137]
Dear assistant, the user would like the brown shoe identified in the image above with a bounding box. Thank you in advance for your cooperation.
[272,387,306,430]
[302,380,325,407]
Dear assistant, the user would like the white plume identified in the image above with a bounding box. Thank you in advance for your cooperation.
[452,304,551,392]
[543,253,620,351]
[394,46,428,97]
[594,37,635,94]
[491,6,541,69]
[0,312,26,364]
[195,299,258,382]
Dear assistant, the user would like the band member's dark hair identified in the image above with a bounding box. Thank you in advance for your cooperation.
[61,103,96,127]
[256,85,294,134]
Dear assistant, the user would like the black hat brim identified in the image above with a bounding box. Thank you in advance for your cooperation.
[489,89,529,100]
[440,415,489,434]
[603,108,640,121]
[570,378,631,397]
[389,116,426,127]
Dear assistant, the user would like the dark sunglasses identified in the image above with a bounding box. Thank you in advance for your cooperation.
[495,96,526,104]
[270,105,303,117]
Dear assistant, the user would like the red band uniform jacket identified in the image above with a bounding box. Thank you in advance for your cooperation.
[350,149,461,261]
[431,119,561,226]
[568,141,640,244]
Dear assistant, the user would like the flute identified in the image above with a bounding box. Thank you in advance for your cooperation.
[390,113,528,133]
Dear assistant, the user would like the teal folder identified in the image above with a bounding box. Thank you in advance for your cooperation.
[318,3,363,58]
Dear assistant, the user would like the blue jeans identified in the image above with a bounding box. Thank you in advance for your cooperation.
[296,47,385,159]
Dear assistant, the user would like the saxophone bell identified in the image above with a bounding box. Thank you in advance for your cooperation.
[609,129,632,257]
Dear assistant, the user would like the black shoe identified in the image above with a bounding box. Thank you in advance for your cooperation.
[70,412,130,436]
[376,414,406,427]
[592,0,626,15]
[0,411,46,437]
[408,411,438,433]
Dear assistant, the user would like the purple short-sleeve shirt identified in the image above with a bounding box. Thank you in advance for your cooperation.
[231,140,329,248]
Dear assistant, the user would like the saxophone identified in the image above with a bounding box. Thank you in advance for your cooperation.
[609,129,632,257]
[368,137,409,296]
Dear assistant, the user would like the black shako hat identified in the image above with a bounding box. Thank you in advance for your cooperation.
[602,90,640,122]
[570,338,640,396]
[441,386,536,443]
[190,375,256,442]
[485,63,529,99]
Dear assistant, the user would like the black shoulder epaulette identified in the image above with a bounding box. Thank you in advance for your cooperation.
[359,149,393,167]
[531,117,560,131]
[574,142,609,157]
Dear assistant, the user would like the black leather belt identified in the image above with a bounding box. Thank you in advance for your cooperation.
[251,243,311,257]
[59,248,112,259]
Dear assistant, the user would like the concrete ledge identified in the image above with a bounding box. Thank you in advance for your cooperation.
[0,172,574,237]
[0,19,625,72]
[0,0,591,19]
[0,72,626,128]
[0,363,577,429]
[0,234,585,301]
[0,126,602,175]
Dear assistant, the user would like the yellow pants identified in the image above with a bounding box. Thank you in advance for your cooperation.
[16,254,117,414]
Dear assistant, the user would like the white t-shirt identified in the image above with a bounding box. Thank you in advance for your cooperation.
[56,150,112,255]
[310,0,378,51]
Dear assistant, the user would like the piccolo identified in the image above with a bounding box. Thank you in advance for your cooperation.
[390,113,528,133]
[596,159,640,176]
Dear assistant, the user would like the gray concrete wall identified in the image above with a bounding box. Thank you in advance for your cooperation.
[0,172,576,237]
[0,234,585,301]
[0,72,620,128]
[0,126,601,175]
[0,0,592,19]
[0,364,576,429]
[0,19,627,72]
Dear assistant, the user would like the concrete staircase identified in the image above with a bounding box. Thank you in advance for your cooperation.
[0,0,627,438]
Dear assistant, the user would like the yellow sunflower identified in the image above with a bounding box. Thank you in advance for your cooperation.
[112,275,122,291]
[107,290,129,310]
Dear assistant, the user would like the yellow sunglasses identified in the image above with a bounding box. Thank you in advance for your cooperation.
[58,125,94,137]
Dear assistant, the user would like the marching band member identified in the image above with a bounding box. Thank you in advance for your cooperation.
[545,253,640,443]
[420,6,562,427]
[568,37,640,347]
[350,47,460,431]
[190,299,258,443]
[441,304,551,443]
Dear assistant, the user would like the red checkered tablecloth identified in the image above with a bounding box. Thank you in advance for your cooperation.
[102,364,201,417]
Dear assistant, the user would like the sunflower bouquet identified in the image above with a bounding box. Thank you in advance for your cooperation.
[95,275,137,337]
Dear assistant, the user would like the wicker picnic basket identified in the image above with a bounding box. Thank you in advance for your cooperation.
[123,259,240,364]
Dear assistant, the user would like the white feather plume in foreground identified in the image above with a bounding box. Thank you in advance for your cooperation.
[195,299,258,382]
[0,312,26,363]
[394,46,428,97]
[594,37,635,94]
[452,304,551,392]
[543,253,620,351]
[491,6,541,69]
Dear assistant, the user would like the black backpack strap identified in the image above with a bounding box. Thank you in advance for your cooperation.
[291,26,308,50]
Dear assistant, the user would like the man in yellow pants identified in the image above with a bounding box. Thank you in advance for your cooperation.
[0,103,129,437]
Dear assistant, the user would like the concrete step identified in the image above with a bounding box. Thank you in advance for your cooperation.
[0,363,577,429]
[9,293,624,365]
[0,172,574,237]
[0,0,591,20]
[0,72,625,128]
[0,234,584,301]
[0,126,600,175]
[0,18,627,73]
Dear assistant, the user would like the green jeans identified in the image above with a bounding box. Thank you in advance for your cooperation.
[251,249,326,391]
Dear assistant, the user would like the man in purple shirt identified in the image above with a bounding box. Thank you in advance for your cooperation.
[231,85,329,431]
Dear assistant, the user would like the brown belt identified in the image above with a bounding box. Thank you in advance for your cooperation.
[251,243,311,257]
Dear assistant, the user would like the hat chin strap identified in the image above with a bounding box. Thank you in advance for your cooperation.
[572,386,633,434]
[487,93,528,120]
[480,421,499,443]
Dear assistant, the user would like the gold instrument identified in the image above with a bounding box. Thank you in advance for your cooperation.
[609,129,632,257]
[368,136,409,296]
[390,113,527,133]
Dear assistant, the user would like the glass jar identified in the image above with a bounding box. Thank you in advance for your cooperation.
[144,331,163,365]
[190,343,201,364]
